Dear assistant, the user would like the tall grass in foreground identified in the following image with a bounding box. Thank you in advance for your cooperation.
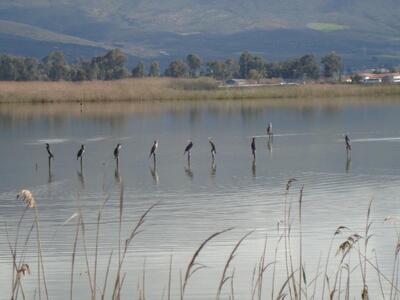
[6,181,400,299]
[1,78,400,103]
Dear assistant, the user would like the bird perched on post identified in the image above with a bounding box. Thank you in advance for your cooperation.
[77,144,85,160]
[208,138,216,161]
[149,140,158,159]
[251,137,256,160]
[46,143,54,159]
[345,135,351,151]
[184,140,193,157]
[114,143,122,160]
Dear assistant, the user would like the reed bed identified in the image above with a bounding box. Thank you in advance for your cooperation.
[1,78,400,103]
[5,183,400,300]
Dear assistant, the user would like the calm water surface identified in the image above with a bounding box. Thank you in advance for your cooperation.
[0,98,400,299]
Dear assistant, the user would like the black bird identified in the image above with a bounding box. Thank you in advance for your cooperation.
[208,138,216,160]
[114,143,122,159]
[345,135,351,151]
[267,122,273,138]
[149,140,158,158]
[77,144,85,160]
[184,140,193,156]
[46,143,54,159]
[251,137,256,160]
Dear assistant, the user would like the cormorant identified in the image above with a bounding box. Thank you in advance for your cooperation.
[149,140,158,158]
[184,141,193,156]
[46,143,54,159]
[251,137,256,160]
[77,144,85,160]
[345,135,351,151]
[114,143,122,159]
[208,138,216,161]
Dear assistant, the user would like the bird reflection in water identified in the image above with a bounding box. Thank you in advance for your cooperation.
[346,157,351,173]
[48,164,53,183]
[252,160,256,177]
[185,165,193,180]
[115,165,122,184]
[267,140,272,155]
[77,164,85,189]
[210,161,216,177]
[149,164,159,185]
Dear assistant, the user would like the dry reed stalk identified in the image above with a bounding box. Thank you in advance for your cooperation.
[251,260,275,300]
[11,207,28,297]
[355,247,400,295]
[277,270,297,299]
[117,184,124,296]
[216,231,252,300]
[179,271,183,300]
[13,222,35,300]
[310,254,321,300]
[70,214,81,300]
[16,190,48,300]
[78,213,94,297]
[101,250,113,300]
[283,187,293,299]
[94,196,110,300]
[251,234,269,300]
[358,200,373,299]
[321,225,349,299]
[230,269,235,300]
[111,202,158,300]
[373,249,386,300]
[271,232,284,300]
[168,255,172,300]
[286,198,298,300]
[182,228,233,298]
[141,259,146,300]
[299,186,304,300]
[330,233,362,298]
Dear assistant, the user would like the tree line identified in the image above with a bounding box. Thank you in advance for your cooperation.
[0,48,342,81]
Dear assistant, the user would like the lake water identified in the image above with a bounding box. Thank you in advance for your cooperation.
[0,98,400,299]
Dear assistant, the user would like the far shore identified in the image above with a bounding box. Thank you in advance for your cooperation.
[1,77,400,103]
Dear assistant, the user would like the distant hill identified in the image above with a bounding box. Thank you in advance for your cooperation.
[0,0,399,68]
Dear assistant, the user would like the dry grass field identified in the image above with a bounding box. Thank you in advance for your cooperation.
[1,77,400,103]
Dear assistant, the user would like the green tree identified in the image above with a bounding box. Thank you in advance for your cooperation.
[148,61,160,77]
[239,52,267,79]
[41,51,70,81]
[21,57,40,81]
[321,52,342,79]
[0,55,17,80]
[102,49,128,80]
[132,61,145,78]
[298,54,319,80]
[206,60,226,80]
[165,60,189,78]
[224,58,239,80]
[239,51,252,78]
[186,54,202,78]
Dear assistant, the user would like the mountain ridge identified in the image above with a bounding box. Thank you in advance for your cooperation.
[0,1,399,67]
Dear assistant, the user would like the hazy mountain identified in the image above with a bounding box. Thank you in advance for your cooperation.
[0,0,399,68]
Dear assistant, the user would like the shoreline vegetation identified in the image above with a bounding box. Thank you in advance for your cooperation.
[9,184,400,299]
[1,78,400,103]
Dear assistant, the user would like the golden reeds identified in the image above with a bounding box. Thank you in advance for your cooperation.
[7,181,400,300]
[1,78,400,103]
